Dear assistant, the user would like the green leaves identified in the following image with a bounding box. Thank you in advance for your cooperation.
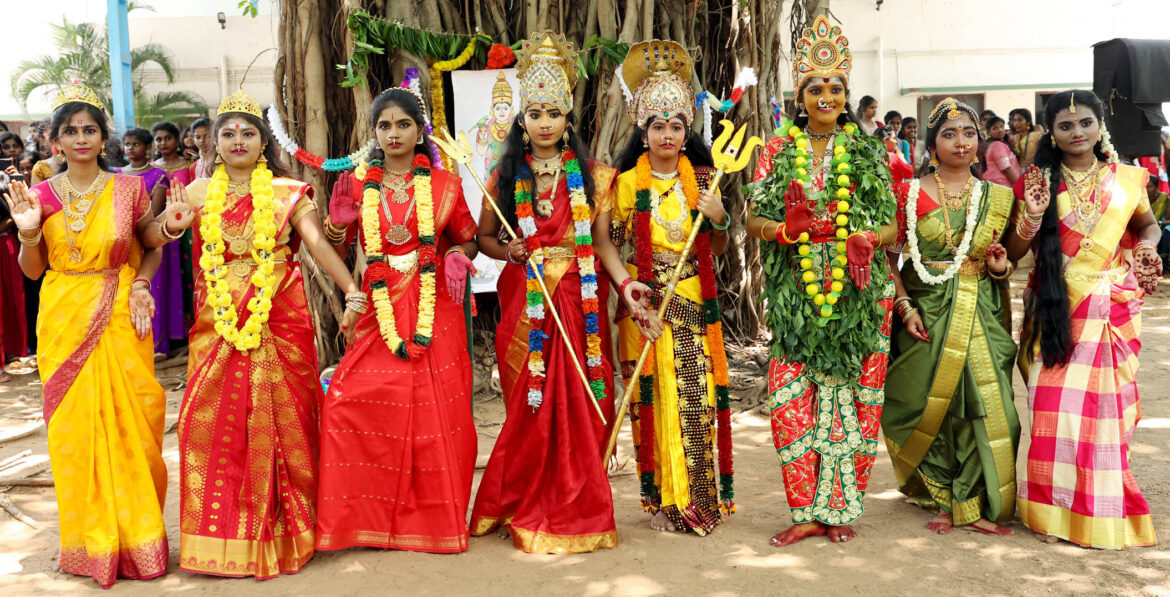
[751,128,897,380]
[237,0,258,18]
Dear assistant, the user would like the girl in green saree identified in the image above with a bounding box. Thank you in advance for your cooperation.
[882,98,1019,536]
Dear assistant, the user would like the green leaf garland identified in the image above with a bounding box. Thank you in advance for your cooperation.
[745,120,897,381]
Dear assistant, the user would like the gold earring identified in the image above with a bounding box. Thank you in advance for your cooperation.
[562,130,569,144]
[1050,135,1056,148]
[522,131,530,145]
[929,153,938,167]
[972,155,980,164]
[214,152,223,165]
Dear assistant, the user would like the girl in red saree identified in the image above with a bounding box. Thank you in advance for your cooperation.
[4,84,197,588]
[314,87,479,553]
[170,89,361,578]
[470,31,650,554]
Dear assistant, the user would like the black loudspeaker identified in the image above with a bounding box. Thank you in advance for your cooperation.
[1093,38,1170,159]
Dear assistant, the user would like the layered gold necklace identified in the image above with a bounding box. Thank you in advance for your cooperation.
[933,173,975,254]
[60,171,109,262]
[1061,157,1102,250]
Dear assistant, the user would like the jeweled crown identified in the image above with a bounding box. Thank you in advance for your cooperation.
[792,15,852,90]
[217,88,263,118]
[52,82,104,112]
[516,31,577,112]
[492,71,513,105]
[622,40,695,127]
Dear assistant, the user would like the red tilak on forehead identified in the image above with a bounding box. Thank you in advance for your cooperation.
[823,78,830,84]
[75,120,87,126]
[225,123,248,130]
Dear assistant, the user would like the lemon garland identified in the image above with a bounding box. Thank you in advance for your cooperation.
[198,163,279,353]
[429,38,477,171]
[786,122,858,318]
[357,159,437,359]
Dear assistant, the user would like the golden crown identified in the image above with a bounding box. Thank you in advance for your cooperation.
[792,15,852,90]
[515,31,577,112]
[927,97,980,130]
[217,88,263,118]
[622,40,695,127]
[492,71,513,105]
[52,82,104,112]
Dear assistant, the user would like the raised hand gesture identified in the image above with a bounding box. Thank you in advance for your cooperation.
[162,181,200,234]
[1135,245,1161,295]
[986,230,1009,276]
[1022,165,1049,216]
[782,180,814,238]
[3,180,42,231]
[329,173,362,227]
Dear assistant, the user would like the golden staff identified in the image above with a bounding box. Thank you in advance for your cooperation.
[602,120,762,463]
[430,129,607,425]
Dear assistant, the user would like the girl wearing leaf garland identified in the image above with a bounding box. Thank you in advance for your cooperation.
[314,87,479,554]
[170,89,363,578]
[1004,90,1160,549]
[881,98,1019,538]
[608,40,734,535]
[470,31,645,554]
[746,16,898,546]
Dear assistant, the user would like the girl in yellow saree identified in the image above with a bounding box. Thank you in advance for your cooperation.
[3,84,198,588]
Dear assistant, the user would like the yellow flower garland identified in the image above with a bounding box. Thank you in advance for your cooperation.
[198,163,279,353]
[360,160,437,358]
[429,37,477,170]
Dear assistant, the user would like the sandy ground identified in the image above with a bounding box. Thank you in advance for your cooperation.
[0,269,1169,596]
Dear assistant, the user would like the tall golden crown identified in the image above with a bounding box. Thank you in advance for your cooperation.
[515,31,577,112]
[622,40,695,127]
[52,82,104,112]
[792,15,852,90]
[492,71,513,105]
[217,88,263,118]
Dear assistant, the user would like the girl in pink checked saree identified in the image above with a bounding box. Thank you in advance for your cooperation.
[4,85,197,588]
[1005,90,1162,549]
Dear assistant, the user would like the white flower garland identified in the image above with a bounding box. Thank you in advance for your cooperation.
[905,177,983,285]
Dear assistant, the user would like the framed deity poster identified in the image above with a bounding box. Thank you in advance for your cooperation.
[450,68,519,293]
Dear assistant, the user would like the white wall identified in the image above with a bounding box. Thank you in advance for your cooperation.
[777,0,1170,124]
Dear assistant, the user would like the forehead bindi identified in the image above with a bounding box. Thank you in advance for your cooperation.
[66,111,97,129]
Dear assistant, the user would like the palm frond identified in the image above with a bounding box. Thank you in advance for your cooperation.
[130,43,177,82]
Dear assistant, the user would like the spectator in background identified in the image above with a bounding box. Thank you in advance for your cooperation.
[181,125,198,161]
[858,95,882,134]
[1008,108,1043,167]
[980,116,1019,186]
[876,126,913,183]
[151,121,189,175]
[979,109,997,133]
[884,110,902,136]
[188,117,214,177]
[897,116,928,174]
[0,133,23,165]
[0,121,8,132]
[29,119,60,184]
[16,150,39,183]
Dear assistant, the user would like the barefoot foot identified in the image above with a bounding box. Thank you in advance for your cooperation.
[962,518,1013,536]
[926,512,953,535]
[649,511,677,532]
[827,525,856,543]
[769,522,827,546]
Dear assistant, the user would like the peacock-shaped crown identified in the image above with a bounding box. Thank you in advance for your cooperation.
[217,88,263,118]
[515,31,577,112]
[792,15,852,90]
[52,82,105,112]
[621,40,695,127]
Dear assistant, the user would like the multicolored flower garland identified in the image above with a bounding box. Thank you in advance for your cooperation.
[786,122,858,318]
[516,150,607,409]
[267,105,377,172]
[198,163,279,353]
[631,153,735,513]
[904,177,983,285]
[357,158,437,359]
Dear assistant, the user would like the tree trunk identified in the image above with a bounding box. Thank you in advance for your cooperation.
[275,0,787,366]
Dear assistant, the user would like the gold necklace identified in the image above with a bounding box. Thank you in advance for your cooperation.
[59,171,108,262]
[932,173,973,254]
[803,126,840,142]
[380,187,416,245]
[227,179,251,197]
[381,171,413,204]
[1061,158,1103,250]
[221,218,254,256]
[650,180,690,244]
[530,155,563,176]
[933,172,975,211]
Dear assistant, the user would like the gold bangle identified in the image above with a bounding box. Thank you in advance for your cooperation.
[988,262,1014,280]
[445,245,467,257]
[17,228,42,247]
[158,219,182,241]
[779,223,798,244]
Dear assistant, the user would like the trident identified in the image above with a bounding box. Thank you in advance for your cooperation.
[430,129,607,425]
[601,119,762,463]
